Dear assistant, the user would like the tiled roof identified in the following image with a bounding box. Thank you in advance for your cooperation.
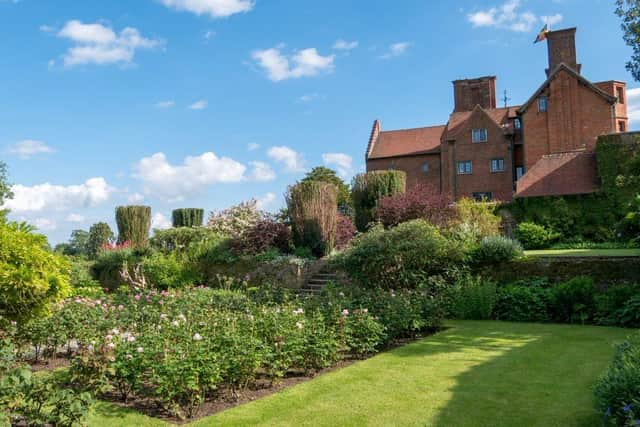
[515,151,600,198]
[518,63,617,114]
[367,125,446,159]
[445,106,520,140]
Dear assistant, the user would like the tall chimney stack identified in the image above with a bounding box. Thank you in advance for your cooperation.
[452,76,497,112]
[546,27,581,76]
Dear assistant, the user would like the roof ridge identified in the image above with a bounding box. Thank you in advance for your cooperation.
[379,124,446,133]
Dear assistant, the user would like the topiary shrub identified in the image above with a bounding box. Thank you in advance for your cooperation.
[0,222,70,320]
[594,333,640,426]
[375,183,455,229]
[515,222,560,250]
[115,206,151,248]
[286,181,338,257]
[352,171,406,231]
[172,208,204,228]
[334,219,467,290]
[473,236,523,264]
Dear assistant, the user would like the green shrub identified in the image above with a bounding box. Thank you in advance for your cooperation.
[595,285,639,325]
[334,220,467,290]
[142,252,200,290]
[352,171,406,231]
[172,209,204,228]
[91,247,137,290]
[594,333,640,426]
[207,200,262,238]
[151,227,218,252]
[286,181,338,257]
[447,276,497,320]
[473,236,523,264]
[115,206,151,248]
[0,222,70,321]
[515,222,560,250]
[607,295,640,329]
[451,198,501,245]
[494,280,551,322]
[343,310,385,358]
[549,277,597,324]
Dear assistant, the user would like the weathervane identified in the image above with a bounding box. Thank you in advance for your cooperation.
[503,90,511,108]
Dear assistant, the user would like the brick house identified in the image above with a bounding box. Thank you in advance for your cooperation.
[365,28,629,201]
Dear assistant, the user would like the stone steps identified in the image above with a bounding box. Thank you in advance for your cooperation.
[296,268,339,296]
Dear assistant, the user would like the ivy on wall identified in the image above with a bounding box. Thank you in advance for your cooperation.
[503,133,640,242]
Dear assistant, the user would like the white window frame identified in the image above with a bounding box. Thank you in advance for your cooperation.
[538,96,548,113]
[457,161,472,175]
[472,128,488,143]
[491,158,505,172]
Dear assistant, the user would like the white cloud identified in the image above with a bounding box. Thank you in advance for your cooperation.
[189,99,208,110]
[33,218,57,231]
[267,146,306,172]
[380,42,411,59]
[127,192,145,203]
[467,0,558,33]
[8,140,54,159]
[156,100,175,108]
[299,93,319,103]
[4,177,114,213]
[333,39,358,50]
[256,192,276,210]
[56,20,161,67]
[204,30,216,41]
[248,161,276,182]
[247,142,260,151]
[40,24,55,33]
[251,46,335,82]
[626,88,640,125]
[159,0,254,18]
[151,213,172,230]
[134,152,246,202]
[66,213,86,223]
[322,153,354,179]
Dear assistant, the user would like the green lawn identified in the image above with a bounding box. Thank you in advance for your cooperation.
[88,321,632,427]
[524,248,640,257]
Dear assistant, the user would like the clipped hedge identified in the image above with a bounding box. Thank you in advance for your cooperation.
[171,208,204,228]
[115,206,151,248]
[286,181,338,257]
[352,171,406,231]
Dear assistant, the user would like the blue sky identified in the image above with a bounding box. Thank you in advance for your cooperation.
[1,0,637,244]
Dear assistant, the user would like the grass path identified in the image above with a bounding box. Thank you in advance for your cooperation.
[524,248,640,257]
[88,321,632,427]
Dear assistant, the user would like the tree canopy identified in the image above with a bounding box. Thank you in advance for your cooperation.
[0,162,13,222]
[616,0,640,82]
[300,166,352,213]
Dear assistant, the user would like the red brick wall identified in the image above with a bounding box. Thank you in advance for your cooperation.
[522,68,616,170]
[442,110,514,201]
[453,77,497,113]
[367,153,442,192]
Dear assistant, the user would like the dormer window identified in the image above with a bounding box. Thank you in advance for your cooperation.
[538,96,548,113]
[472,128,488,143]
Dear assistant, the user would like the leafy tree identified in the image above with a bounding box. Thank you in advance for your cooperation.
[0,162,13,222]
[616,0,640,82]
[65,229,90,256]
[87,222,115,257]
[301,167,352,213]
[0,221,70,320]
